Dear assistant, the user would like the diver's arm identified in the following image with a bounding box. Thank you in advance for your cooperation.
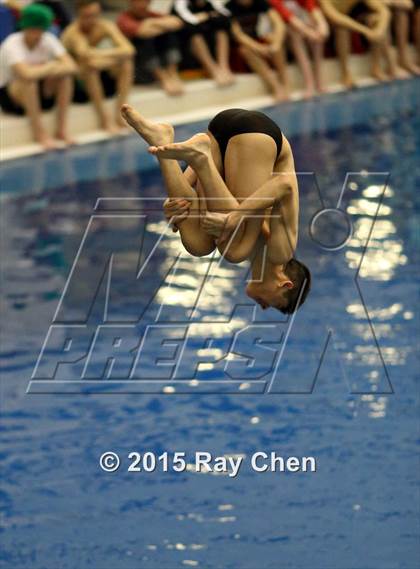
[216,173,294,261]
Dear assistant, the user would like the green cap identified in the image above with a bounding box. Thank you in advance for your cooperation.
[20,4,54,31]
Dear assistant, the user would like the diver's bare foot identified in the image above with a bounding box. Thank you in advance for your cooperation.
[149,133,211,165]
[121,104,174,146]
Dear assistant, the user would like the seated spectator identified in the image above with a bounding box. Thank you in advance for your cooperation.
[319,0,403,87]
[0,4,77,149]
[62,0,135,133]
[227,0,288,101]
[384,0,420,74]
[118,0,185,96]
[271,1,329,96]
[172,0,235,86]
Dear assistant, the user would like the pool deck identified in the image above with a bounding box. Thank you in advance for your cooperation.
[0,52,391,162]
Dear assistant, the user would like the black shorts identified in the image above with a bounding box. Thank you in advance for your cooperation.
[208,109,283,163]
[73,70,116,103]
[0,81,55,115]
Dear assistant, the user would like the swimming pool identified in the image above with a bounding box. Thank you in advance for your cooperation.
[0,79,419,568]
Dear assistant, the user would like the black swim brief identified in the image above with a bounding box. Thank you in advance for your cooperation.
[208,108,283,163]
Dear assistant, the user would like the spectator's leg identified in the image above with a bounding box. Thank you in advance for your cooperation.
[7,78,56,149]
[239,45,286,102]
[154,66,182,95]
[288,29,315,97]
[156,34,184,95]
[215,29,235,85]
[370,39,389,81]
[190,33,225,86]
[380,36,410,79]
[270,47,290,100]
[44,74,74,144]
[334,27,354,88]
[310,39,326,93]
[415,8,420,65]
[113,56,134,128]
[79,66,114,132]
[166,63,185,94]
[395,8,420,74]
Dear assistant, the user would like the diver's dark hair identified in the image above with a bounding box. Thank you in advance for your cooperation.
[277,258,311,315]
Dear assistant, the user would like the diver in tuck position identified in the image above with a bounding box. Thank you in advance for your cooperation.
[121,104,311,313]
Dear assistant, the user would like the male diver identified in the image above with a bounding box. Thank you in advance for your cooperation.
[121,105,311,314]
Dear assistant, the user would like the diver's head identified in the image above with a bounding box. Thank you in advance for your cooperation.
[246,258,311,314]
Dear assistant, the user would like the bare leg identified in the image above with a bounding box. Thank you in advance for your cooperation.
[8,78,56,149]
[415,9,420,65]
[395,8,420,74]
[377,35,409,80]
[190,33,224,85]
[270,47,290,99]
[80,66,114,132]
[52,75,74,144]
[310,39,326,92]
[239,45,286,101]
[288,30,315,97]
[151,132,278,261]
[153,66,182,95]
[166,63,185,94]
[215,30,235,85]
[121,105,214,256]
[335,27,354,88]
[370,40,389,81]
[115,57,134,127]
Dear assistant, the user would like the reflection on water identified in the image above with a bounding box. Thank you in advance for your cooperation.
[0,80,419,569]
[346,185,407,281]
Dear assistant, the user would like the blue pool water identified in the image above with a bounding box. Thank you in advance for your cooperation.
[0,80,419,569]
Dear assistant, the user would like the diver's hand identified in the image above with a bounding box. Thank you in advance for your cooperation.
[201,211,229,237]
[163,198,191,232]
[217,211,243,248]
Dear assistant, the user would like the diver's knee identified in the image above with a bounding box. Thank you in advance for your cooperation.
[183,240,215,257]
